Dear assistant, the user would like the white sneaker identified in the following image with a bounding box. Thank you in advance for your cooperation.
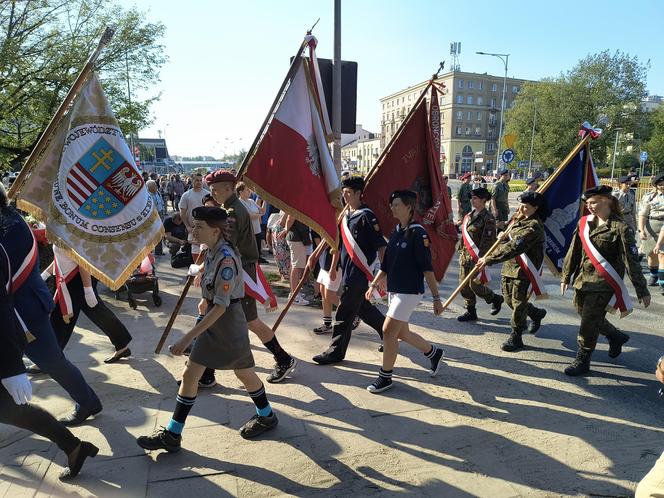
[294,294,310,306]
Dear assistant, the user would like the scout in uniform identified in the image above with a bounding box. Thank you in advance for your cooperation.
[523,172,542,193]
[364,190,444,393]
[492,168,511,229]
[202,170,297,385]
[477,191,548,352]
[313,176,386,365]
[457,187,504,322]
[612,175,637,232]
[456,172,473,220]
[638,172,664,286]
[561,185,651,376]
[137,207,278,453]
[655,224,664,292]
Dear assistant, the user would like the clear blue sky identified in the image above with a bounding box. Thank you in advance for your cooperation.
[118,0,663,157]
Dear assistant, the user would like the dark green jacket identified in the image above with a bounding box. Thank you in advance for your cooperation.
[459,208,496,267]
[485,217,544,279]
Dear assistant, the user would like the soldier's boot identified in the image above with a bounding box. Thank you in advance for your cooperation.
[457,306,477,322]
[489,295,504,316]
[564,349,592,376]
[527,307,547,335]
[501,330,524,352]
[648,268,659,287]
[607,330,629,359]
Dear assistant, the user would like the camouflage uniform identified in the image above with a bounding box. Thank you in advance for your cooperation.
[457,182,473,218]
[562,215,649,352]
[492,181,510,223]
[459,209,498,307]
[484,217,545,333]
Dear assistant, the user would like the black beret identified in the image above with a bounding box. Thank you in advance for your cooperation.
[470,187,491,200]
[525,173,542,185]
[654,172,664,185]
[192,206,228,222]
[518,191,545,207]
[389,190,417,204]
[498,168,510,176]
[204,170,236,185]
[341,175,365,191]
[618,175,631,184]
[581,185,613,201]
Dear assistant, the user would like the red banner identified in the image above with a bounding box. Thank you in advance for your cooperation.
[363,84,457,280]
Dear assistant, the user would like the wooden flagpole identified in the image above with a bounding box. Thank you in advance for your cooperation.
[8,26,115,198]
[440,134,592,312]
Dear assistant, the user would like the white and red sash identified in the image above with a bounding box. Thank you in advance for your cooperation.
[461,213,491,284]
[578,215,633,317]
[340,210,384,299]
[243,263,277,312]
[508,234,548,300]
[52,251,80,322]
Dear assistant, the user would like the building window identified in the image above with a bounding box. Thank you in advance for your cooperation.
[477,111,482,121]
[456,111,463,120]
[488,142,495,152]
[492,83,497,92]
[458,79,464,88]
[468,80,474,89]
[465,127,471,136]
[478,81,483,90]
[488,114,496,125]
[456,95,463,104]
[477,96,483,106]
[490,98,496,108]
[475,127,481,136]
[467,95,473,105]
[467,111,472,120]
[512,86,519,93]
[455,126,462,136]
[461,145,473,173]
[486,159,493,170]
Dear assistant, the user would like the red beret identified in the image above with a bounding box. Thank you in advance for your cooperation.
[460,172,472,180]
[205,170,236,185]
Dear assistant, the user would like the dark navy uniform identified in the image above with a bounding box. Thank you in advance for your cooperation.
[382,222,432,294]
[314,205,386,363]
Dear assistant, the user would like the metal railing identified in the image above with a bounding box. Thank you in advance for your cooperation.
[599,177,655,206]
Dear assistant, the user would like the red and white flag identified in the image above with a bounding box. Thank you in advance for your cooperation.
[241,36,340,247]
[243,264,278,312]
[461,214,491,284]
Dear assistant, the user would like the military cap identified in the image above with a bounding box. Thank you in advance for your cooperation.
[389,190,417,204]
[460,172,472,181]
[470,187,492,200]
[204,170,236,185]
[498,168,510,176]
[653,172,664,185]
[618,175,632,184]
[341,175,365,192]
[581,185,613,201]
[518,191,545,207]
[192,206,228,222]
[525,172,542,185]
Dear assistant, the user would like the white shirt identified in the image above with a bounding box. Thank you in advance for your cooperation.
[179,187,209,228]
[241,198,262,235]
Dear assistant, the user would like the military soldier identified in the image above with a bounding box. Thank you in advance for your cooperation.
[561,185,650,376]
[638,172,664,286]
[137,207,278,454]
[492,168,511,229]
[523,172,542,193]
[613,175,637,232]
[457,187,504,322]
[456,172,473,220]
[477,191,548,352]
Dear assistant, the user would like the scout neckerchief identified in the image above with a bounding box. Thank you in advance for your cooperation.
[508,219,548,300]
[0,234,37,342]
[461,212,491,284]
[52,248,80,324]
[578,214,633,317]
[244,263,277,312]
[340,207,385,300]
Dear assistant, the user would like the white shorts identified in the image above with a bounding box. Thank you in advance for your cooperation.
[386,293,421,322]
[288,241,307,269]
[317,268,342,292]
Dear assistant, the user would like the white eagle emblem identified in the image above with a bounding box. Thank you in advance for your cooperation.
[306,136,321,177]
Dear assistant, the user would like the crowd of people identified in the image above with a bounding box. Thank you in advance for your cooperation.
[1,165,664,492]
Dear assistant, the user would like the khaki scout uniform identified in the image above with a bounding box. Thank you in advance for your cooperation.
[223,193,260,322]
[612,189,637,232]
[561,215,649,352]
[459,208,498,308]
[188,237,255,370]
[638,190,664,255]
[492,181,510,223]
[457,182,473,218]
[484,217,545,332]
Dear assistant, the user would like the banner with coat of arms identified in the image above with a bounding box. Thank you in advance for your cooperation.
[14,72,163,290]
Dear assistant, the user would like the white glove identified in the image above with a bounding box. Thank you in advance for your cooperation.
[41,270,51,281]
[188,263,203,277]
[1,374,32,405]
[84,286,98,308]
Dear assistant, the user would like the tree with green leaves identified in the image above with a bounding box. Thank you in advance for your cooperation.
[0,0,167,173]
[504,50,649,171]
[645,105,664,173]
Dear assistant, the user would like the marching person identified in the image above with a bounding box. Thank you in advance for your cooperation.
[477,191,548,352]
[204,170,297,384]
[457,187,504,322]
[0,238,99,481]
[137,206,278,453]
[523,172,542,193]
[179,172,209,263]
[492,168,511,229]
[561,185,650,376]
[313,176,386,365]
[456,172,473,221]
[364,190,444,393]
[44,244,132,364]
[0,185,101,426]
[655,224,664,293]
[638,172,664,286]
[612,175,637,232]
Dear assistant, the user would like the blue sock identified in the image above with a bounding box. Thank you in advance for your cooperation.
[658,269,664,286]
[166,394,196,435]
[166,419,185,435]
[248,384,273,417]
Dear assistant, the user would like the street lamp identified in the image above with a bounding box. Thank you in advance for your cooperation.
[477,51,509,173]
[610,128,622,183]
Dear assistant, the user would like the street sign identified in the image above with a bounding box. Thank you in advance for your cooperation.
[501,148,515,164]
[640,151,648,162]
[518,160,529,168]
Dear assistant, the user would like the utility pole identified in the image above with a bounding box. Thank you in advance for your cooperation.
[527,98,537,178]
[610,128,622,183]
[333,0,342,176]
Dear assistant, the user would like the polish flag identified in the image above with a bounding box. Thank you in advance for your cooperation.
[242,36,340,247]
[243,264,278,312]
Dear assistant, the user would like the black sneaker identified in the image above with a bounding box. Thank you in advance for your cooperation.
[266,358,297,383]
[367,375,393,394]
[428,347,444,377]
[136,427,181,453]
[176,377,217,388]
[240,413,278,439]
[313,324,333,335]
[352,316,361,330]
